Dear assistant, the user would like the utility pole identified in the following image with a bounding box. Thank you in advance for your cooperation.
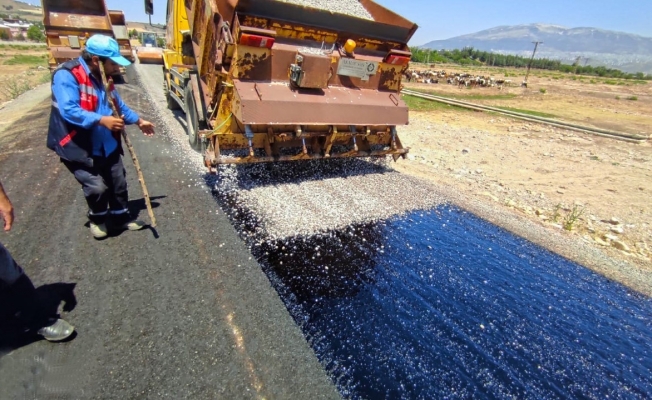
[426,49,430,65]
[523,41,543,87]
[572,55,581,74]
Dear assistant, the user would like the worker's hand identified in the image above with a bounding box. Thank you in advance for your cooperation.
[137,119,155,137]
[0,202,13,231]
[0,187,14,232]
[99,116,125,132]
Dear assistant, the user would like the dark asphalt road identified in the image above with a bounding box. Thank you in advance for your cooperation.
[0,77,340,399]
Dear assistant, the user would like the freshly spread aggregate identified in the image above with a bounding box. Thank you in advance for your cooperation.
[274,0,374,20]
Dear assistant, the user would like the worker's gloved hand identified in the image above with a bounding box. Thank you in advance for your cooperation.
[99,116,125,132]
[136,119,155,137]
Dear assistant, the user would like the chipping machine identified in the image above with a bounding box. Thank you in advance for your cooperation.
[155,0,417,166]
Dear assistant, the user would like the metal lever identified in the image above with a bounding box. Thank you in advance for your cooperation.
[245,125,255,157]
[349,125,358,152]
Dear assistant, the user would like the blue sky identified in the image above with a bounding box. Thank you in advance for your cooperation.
[27,0,652,45]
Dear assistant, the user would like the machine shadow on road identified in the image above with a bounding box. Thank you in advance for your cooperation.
[0,282,78,357]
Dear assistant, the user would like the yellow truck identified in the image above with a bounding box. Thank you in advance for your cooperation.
[154,0,417,166]
[42,0,132,71]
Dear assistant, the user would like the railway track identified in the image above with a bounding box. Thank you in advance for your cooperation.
[401,89,649,144]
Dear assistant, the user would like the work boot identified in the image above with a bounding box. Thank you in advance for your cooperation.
[37,318,75,342]
[111,213,146,231]
[89,222,108,239]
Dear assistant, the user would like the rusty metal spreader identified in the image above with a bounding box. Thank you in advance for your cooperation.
[159,0,417,166]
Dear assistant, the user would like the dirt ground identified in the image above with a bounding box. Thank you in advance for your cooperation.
[397,64,652,272]
[0,43,50,104]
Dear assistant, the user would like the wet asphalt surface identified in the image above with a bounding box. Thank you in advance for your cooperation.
[0,78,339,398]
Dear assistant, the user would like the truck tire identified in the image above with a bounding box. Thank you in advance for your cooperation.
[163,74,181,110]
[184,85,206,152]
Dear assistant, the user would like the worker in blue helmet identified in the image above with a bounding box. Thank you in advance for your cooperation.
[47,34,156,239]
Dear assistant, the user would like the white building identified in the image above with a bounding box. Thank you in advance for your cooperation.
[0,19,32,37]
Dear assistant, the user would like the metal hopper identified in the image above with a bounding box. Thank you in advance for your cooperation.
[42,0,115,69]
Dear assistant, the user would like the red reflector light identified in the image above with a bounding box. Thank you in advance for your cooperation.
[385,54,410,66]
[239,34,275,49]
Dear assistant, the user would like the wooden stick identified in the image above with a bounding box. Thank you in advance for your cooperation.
[99,63,157,228]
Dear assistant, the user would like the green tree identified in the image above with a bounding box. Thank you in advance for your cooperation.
[27,25,45,42]
[404,46,651,81]
[0,29,10,40]
[15,32,25,41]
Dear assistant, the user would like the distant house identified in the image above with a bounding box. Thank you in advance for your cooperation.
[0,25,10,38]
[0,18,32,37]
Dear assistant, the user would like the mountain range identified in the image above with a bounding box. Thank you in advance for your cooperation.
[421,24,652,74]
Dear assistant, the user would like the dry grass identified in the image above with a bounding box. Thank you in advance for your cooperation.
[0,45,50,103]
[405,63,652,136]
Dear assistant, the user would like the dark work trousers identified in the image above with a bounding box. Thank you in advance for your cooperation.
[0,243,53,333]
[62,150,129,224]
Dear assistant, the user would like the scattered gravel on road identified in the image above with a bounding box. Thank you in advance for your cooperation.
[216,161,445,239]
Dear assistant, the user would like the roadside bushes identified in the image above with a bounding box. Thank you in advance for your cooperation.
[0,79,31,99]
[409,46,652,81]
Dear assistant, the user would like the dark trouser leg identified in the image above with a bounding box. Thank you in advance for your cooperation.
[62,159,110,224]
[0,241,23,291]
[106,152,129,216]
[0,274,54,333]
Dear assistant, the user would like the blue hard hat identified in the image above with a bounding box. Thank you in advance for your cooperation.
[85,34,131,66]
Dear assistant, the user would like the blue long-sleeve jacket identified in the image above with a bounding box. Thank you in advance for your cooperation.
[52,57,139,157]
